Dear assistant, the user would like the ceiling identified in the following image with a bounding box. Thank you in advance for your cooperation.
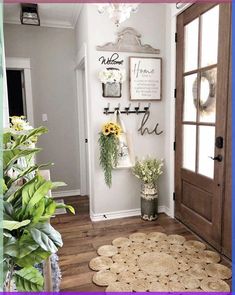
[3,4,83,29]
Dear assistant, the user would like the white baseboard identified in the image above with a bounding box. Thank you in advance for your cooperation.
[52,189,80,198]
[90,206,171,222]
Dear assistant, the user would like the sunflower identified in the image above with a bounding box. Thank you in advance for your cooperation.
[102,124,110,136]
[115,129,121,137]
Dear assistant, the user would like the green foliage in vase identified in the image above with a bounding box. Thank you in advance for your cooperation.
[98,122,121,187]
[132,157,164,184]
[2,118,75,292]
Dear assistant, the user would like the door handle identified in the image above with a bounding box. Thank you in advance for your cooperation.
[209,155,223,162]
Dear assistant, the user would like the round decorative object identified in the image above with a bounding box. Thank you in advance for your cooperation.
[201,250,221,263]
[181,276,200,289]
[169,274,181,283]
[167,234,186,245]
[128,264,140,273]
[131,279,149,292]
[110,262,128,274]
[97,245,118,257]
[112,253,126,263]
[129,232,146,242]
[147,232,167,241]
[188,268,208,280]
[89,256,113,271]
[178,262,190,272]
[169,244,184,253]
[168,281,186,291]
[184,240,206,251]
[117,271,136,283]
[192,69,216,114]
[89,231,231,292]
[112,237,131,248]
[138,252,178,276]
[149,282,169,291]
[92,270,117,286]
[140,183,158,221]
[105,282,132,292]
[200,278,230,292]
[205,263,232,279]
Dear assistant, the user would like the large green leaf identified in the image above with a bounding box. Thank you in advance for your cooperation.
[31,199,45,224]
[12,126,48,149]
[22,174,53,214]
[56,202,75,214]
[3,149,40,172]
[7,163,51,187]
[4,233,38,258]
[14,266,44,292]
[15,247,50,267]
[5,176,37,203]
[3,219,30,231]
[38,198,56,222]
[30,222,63,253]
[3,132,12,145]
[0,179,8,194]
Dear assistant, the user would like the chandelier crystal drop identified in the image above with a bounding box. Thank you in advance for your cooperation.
[97,4,139,27]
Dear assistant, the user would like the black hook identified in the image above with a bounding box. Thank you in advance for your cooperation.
[115,103,121,112]
[104,103,110,115]
[125,103,131,115]
[144,103,151,112]
[135,103,140,114]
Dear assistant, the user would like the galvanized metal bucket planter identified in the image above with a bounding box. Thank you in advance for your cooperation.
[140,182,158,221]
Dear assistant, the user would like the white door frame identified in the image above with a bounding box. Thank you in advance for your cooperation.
[6,57,34,126]
[75,43,91,198]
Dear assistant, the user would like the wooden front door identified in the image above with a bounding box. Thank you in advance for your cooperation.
[175,3,231,251]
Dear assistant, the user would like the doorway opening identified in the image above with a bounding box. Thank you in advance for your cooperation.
[6,69,26,117]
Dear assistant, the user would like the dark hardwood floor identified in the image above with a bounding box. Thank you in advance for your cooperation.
[51,196,231,292]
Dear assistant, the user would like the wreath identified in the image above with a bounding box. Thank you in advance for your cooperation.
[192,70,216,114]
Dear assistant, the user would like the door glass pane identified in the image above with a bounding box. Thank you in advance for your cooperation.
[184,18,199,72]
[198,126,215,178]
[183,74,197,122]
[183,125,196,172]
[199,68,217,123]
[201,5,219,67]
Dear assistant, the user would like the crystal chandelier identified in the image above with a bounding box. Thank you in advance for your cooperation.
[97,4,139,27]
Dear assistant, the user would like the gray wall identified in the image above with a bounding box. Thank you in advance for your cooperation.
[4,24,80,192]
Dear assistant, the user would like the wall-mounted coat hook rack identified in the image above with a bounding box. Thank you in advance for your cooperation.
[103,103,151,115]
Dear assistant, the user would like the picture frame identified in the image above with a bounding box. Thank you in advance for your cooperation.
[129,57,162,101]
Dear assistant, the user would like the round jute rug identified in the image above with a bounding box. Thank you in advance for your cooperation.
[89,232,231,292]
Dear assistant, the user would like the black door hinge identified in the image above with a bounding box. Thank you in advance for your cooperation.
[173,141,176,151]
[174,88,177,98]
[173,192,176,201]
[175,33,178,43]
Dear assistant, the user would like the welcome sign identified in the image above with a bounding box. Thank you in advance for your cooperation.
[129,57,162,101]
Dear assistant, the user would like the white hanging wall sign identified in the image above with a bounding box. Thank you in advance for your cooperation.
[130,57,162,101]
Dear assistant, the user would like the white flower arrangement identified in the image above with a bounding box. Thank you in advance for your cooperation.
[99,69,126,84]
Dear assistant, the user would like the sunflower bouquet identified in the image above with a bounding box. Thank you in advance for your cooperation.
[99,121,122,187]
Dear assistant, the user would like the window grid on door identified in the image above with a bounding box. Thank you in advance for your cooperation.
[182,5,219,179]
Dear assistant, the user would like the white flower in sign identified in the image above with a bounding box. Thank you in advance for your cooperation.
[99,69,126,84]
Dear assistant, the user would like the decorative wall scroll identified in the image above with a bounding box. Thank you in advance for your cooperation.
[97,27,160,54]
[130,57,162,101]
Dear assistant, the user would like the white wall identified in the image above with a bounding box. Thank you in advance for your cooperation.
[4,24,80,193]
[75,4,174,219]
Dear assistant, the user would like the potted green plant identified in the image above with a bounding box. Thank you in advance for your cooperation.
[2,117,74,291]
[98,121,121,187]
[132,157,163,221]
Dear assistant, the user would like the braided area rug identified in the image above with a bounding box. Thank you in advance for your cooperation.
[89,232,231,292]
